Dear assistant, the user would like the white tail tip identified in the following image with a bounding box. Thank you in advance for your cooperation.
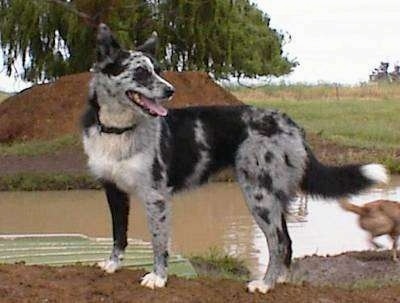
[361,164,390,184]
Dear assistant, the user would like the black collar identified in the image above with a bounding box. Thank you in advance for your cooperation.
[98,122,136,134]
[88,90,137,135]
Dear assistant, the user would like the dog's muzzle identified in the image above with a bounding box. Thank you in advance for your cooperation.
[126,91,169,117]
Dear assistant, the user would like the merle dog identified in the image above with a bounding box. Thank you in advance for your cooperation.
[82,24,388,293]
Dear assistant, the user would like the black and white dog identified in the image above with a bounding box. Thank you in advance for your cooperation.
[82,24,388,294]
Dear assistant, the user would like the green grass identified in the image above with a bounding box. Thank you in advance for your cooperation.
[0,173,100,191]
[380,157,400,175]
[248,99,400,150]
[189,247,250,281]
[0,135,81,156]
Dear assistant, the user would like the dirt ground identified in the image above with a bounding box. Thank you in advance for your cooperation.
[291,250,400,287]
[1,250,400,303]
[0,72,242,143]
[0,147,87,175]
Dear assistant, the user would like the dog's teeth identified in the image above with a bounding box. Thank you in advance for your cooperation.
[134,93,140,102]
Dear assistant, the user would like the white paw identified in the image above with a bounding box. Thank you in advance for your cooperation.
[97,258,121,273]
[247,280,273,294]
[140,272,167,289]
[277,270,289,283]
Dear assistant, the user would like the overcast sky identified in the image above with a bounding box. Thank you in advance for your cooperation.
[1,0,400,91]
[0,54,31,92]
[255,0,400,84]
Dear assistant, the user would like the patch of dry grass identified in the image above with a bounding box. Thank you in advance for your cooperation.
[231,82,400,102]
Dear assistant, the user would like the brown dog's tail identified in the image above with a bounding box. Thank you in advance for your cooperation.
[338,198,367,215]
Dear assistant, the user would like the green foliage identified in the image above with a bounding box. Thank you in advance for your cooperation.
[157,0,295,78]
[0,0,295,82]
[380,156,400,175]
[189,247,250,280]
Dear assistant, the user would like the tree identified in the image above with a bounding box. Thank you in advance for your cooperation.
[0,0,296,82]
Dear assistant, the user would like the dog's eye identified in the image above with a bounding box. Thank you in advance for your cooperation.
[134,67,151,81]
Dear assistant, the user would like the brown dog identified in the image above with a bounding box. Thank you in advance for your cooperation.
[339,198,400,260]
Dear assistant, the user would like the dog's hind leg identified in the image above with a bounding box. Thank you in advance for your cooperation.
[236,165,293,294]
[392,235,398,261]
[276,214,292,283]
[140,197,170,289]
[98,181,130,273]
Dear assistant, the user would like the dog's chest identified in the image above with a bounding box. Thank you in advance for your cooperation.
[83,128,151,185]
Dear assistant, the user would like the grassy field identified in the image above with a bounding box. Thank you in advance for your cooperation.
[0,172,100,191]
[0,135,80,156]
[231,84,400,174]
[245,99,400,150]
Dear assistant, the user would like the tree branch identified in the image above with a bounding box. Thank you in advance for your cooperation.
[43,0,98,28]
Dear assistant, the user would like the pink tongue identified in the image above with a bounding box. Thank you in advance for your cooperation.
[141,95,168,116]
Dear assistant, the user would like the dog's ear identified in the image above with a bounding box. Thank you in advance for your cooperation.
[136,31,158,56]
[96,23,121,64]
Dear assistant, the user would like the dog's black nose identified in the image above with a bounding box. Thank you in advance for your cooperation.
[164,86,175,98]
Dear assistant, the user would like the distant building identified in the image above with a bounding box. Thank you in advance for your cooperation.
[369,62,400,82]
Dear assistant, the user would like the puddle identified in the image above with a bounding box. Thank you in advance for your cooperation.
[1,176,399,276]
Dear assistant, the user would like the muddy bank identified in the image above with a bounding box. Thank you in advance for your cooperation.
[2,250,400,303]
[0,147,87,175]
[291,250,400,288]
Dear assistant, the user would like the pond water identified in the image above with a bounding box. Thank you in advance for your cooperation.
[1,177,399,276]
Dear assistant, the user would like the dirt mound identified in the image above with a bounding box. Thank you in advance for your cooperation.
[291,250,400,287]
[0,72,242,142]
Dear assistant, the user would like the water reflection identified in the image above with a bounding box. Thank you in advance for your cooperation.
[0,177,399,277]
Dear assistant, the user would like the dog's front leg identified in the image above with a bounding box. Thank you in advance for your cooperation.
[140,198,170,289]
[98,181,130,273]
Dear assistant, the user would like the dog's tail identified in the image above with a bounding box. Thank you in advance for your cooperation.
[338,198,367,215]
[300,145,389,198]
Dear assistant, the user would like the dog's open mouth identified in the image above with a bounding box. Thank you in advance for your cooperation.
[126,91,168,117]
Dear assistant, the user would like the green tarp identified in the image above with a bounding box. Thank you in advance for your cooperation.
[0,234,196,278]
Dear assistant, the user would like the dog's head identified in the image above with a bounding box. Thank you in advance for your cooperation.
[93,23,174,117]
